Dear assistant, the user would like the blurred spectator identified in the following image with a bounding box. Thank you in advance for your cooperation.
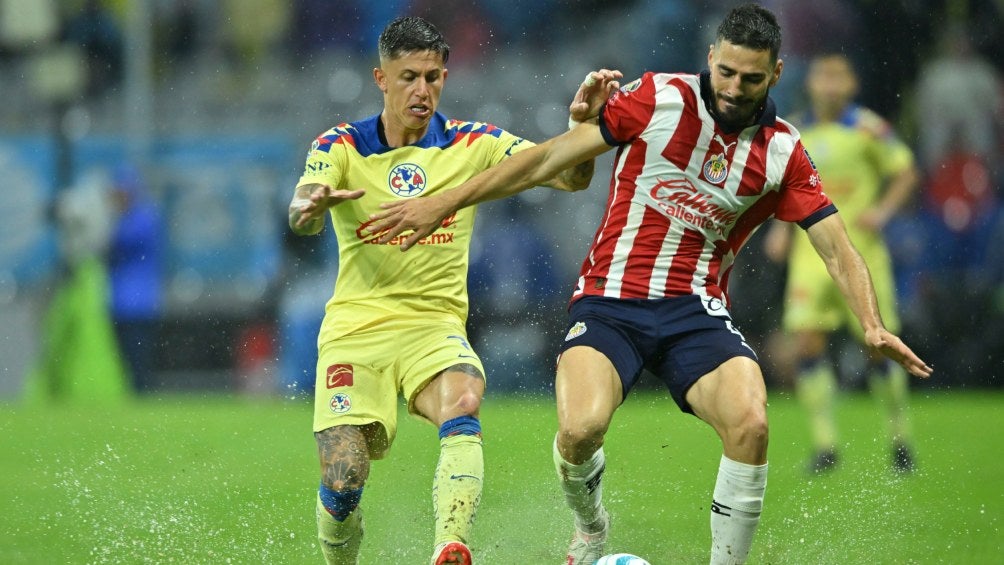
[107,164,164,393]
[915,22,1002,170]
[25,168,130,403]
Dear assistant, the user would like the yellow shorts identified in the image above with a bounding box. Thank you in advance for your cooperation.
[783,237,900,337]
[312,318,485,459]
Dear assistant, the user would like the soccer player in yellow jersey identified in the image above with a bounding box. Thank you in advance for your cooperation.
[765,53,921,473]
[288,16,620,565]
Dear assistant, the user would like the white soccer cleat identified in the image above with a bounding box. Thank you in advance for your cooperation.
[565,509,609,565]
[431,540,472,565]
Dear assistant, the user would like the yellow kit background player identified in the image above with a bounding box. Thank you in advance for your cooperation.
[765,52,921,473]
[287,16,619,565]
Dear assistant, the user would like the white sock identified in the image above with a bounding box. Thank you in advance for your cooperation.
[710,455,768,565]
[553,435,606,533]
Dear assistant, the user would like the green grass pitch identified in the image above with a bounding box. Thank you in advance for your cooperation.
[1,390,1001,564]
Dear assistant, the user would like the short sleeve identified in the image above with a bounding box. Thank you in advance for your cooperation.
[774,142,836,228]
[599,73,657,146]
[488,128,535,168]
[296,132,344,189]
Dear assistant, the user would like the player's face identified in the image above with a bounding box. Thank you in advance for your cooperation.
[707,41,782,130]
[374,50,448,137]
[806,56,858,115]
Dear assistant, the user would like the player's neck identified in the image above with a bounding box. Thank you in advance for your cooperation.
[379,112,428,148]
[811,102,845,123]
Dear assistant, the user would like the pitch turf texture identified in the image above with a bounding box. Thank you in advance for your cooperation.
[2,391,1001,564]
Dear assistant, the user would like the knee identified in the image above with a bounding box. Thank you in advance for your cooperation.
[731,406,769,453]
[316,426,371,490]
[557,416,609,458]
[454,390,481,416]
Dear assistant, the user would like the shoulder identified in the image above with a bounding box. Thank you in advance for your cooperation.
[309,115,378,154]
[849,106,895,140]
[443,117,510,141]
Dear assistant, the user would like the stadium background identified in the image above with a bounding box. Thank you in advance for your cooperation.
[0,0,1002,399]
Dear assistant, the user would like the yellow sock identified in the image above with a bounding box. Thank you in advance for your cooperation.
[433,433,484,546]
[869,363,912,444]
[796,362,838,451]
[316,495,363,565]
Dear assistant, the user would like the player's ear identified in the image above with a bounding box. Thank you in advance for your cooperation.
[442,68,448,83]
[770,58,784,87]
[374,67,387,93]
[707,43,716,67]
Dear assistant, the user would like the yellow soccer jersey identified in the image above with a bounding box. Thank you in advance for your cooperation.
[791,105,914,255]
[296,112,533,344]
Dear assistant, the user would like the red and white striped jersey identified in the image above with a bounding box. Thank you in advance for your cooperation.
[573,71,835,307]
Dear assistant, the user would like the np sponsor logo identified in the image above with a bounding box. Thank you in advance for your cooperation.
[650,177,737,236]
[388,163,427,197]
[565,321,587,342]
[305,159,330,173]
[326,364,353,389]
[355,214,458,246]
[329,393,352,414]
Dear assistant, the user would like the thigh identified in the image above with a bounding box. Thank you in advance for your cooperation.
[684,356,767,431]
[652,302,758,414]
[399,321,487,422]
[555,345,623,434]
[558,297,646,398]
[313,334,398,459]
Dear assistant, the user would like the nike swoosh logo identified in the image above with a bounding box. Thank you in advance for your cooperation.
[450,474,481,481]
[457,354,478,359]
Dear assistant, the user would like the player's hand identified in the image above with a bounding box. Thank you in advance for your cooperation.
[569,69,623,124]
[763,221,791,263]
[291,184,365,230]
[864,327,933,378]
[855,209,889,233]
[367,195,452,251]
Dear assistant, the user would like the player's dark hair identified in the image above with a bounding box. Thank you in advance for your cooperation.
[378,16,450,64]
[716,3,782,61]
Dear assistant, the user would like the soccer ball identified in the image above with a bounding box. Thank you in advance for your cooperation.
[594,554,651,565]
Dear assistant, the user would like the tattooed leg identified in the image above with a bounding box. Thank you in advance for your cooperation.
[315,424,373,565]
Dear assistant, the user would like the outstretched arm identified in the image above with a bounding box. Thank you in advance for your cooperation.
[288,183,365,235]
[368,119,613,250]
[806,213,932,378]
[544,69,623,192]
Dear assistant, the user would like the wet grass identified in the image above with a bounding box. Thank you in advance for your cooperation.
[0,390,1001,564]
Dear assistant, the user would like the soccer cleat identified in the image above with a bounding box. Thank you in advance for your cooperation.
[893,443,915,473]
[431,541,472,565]
[565,509,609,565]
[807,449,839,474]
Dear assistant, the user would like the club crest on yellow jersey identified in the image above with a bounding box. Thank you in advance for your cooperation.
[388,163,427,197]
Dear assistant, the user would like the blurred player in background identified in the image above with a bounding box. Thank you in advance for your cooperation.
[764,52,921,473]
[368,5,932,564]
[287,16,618,565]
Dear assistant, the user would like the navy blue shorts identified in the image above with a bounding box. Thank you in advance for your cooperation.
[557,294,758,413]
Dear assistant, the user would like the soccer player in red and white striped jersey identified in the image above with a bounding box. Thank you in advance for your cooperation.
[370,4,932,563]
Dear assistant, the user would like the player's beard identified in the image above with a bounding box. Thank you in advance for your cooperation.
[714,88,769,131]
